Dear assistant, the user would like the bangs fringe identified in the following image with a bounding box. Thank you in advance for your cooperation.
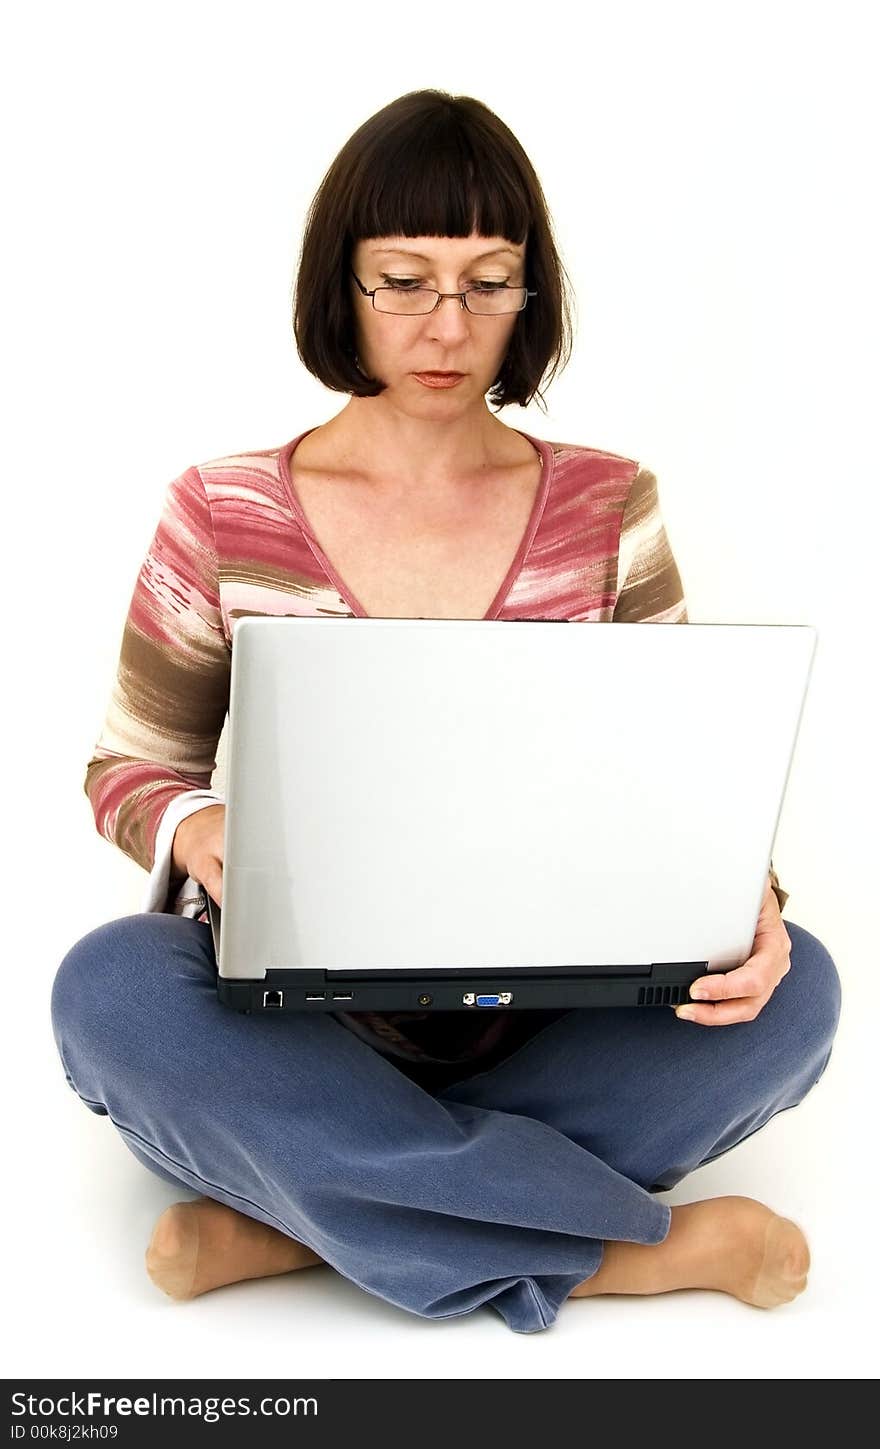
[348,109,530,246]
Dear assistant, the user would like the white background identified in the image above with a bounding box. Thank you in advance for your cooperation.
[3,0,877,1380]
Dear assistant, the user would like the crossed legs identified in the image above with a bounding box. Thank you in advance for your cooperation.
[51,915,841,1332]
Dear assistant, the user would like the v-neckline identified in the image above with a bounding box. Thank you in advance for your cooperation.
[279,426,554,620]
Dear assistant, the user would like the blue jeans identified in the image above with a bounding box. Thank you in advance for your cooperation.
[50,913,841,1333]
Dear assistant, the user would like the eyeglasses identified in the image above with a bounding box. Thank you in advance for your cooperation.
[349,267,537,316]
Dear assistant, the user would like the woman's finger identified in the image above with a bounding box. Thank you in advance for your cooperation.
[673,993,770,1026]
[204,862,223,909]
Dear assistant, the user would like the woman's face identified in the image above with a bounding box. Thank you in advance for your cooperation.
[349,232,527,407]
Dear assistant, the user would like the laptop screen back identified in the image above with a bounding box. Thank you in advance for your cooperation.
[216,618,815,979]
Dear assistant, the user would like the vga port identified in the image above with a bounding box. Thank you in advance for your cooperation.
[463,992,514,1007]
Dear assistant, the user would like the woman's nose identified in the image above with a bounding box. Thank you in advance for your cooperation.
[424,293,473,338]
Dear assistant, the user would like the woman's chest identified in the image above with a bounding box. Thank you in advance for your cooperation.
[291,464,543,619]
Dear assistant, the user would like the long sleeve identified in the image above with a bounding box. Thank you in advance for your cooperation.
[140,791,224,916]
[767,864,788,915]
[613,466,688,624]
[83,465,231,881]
[613,465,789,914]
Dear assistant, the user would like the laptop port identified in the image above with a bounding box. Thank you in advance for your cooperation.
[331,991,354,1001]
[463,992,514,1007]
[262,990,284,1009]
[305,992,326,1002]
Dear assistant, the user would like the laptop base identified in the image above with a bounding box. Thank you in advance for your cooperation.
[216,962,711,1014]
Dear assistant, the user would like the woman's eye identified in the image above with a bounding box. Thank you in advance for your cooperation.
[380,276,508,291]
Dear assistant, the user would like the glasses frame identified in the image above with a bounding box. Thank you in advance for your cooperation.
[349,266,537,316]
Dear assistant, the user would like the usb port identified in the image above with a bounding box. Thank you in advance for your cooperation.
[331,991,354,1001]
[305,993,326,1002]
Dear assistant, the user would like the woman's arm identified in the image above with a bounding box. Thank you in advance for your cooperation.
[84,465,231,882]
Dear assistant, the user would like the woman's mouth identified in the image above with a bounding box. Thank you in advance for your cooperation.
[413,372,465,388]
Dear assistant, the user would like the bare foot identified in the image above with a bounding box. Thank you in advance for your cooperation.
[569,1196,810,1308]
[145,1197,326,1301]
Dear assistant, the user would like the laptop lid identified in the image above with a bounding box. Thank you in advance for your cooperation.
[210,618,815,1004]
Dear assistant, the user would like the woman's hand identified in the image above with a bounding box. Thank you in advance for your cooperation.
[171,804,226,909]
[674,876,792,1026]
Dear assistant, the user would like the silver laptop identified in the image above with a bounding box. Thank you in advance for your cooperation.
[207,617,816,1014]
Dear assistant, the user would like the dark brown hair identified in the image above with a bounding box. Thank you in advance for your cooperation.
[292,90,574,413]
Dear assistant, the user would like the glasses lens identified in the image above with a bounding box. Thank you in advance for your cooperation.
[373,287,529,314]
[466,286,528,314]
[373,288,436,314]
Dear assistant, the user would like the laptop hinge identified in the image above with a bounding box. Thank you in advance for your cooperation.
[263,962,709,983]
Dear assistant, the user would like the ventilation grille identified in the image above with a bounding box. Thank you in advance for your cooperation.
[638,983,690,1006]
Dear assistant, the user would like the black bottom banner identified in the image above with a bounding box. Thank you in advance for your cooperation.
[3,1377,845,1443]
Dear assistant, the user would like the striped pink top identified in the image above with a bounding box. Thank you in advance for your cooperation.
[84,426,787,1073]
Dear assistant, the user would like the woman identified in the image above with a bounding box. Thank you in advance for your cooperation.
[51,89,841,1334]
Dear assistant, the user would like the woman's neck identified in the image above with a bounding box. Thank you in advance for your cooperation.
[315,397,525,492]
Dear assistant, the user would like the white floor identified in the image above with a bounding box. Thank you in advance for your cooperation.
[10,909,876,1382]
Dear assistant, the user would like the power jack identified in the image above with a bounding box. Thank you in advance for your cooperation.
[417,993,433,1006]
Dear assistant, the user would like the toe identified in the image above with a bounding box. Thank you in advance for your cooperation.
[145,1202,200,1300]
